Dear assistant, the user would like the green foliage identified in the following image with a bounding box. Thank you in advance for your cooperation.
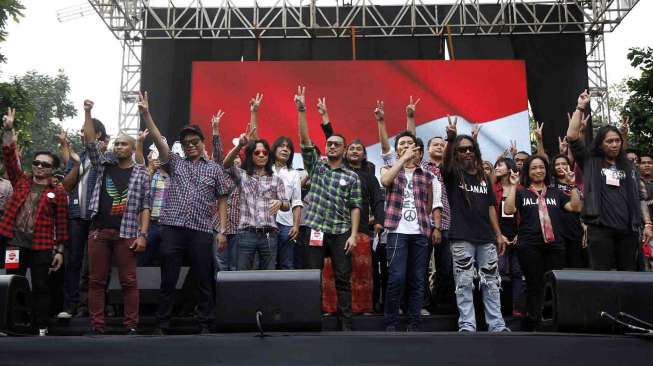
[0,0,24,63]
[622,47,653,152]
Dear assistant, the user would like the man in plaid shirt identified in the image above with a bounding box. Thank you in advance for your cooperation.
[295,86,362,331]
[0,108,68,336]
[139,91,233,335]
[83,100,151,335]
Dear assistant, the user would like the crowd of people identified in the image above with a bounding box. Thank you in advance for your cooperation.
[0,88,652,336]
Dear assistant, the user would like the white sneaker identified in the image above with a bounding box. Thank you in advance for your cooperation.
[420,308,431,316]
[38,328,48,337]
[57,311,72,319]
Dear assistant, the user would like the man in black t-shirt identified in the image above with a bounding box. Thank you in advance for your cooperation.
[442,117,508,332]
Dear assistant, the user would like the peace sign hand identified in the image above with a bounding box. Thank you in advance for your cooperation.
[406,96,420,118]
[618,115,629,136]
[250,93,263,112]
[138,91,149,114]
[317,97,328,115]
[558,136,568,155]
[535,121,544,141]
[294,86,306,110]
[563,166,576,185]
[138,128,150,142]
[580,113,590,133]
[374,100,385,122]
[446,115,457,139]
[2,107,16,130]
[509,140,518,157]
[471,125,482,141]
[509,169,520,186]
[211,110,225,131]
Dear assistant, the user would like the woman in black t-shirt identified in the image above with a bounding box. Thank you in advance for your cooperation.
[504,155,582,330]
[551,154,587,268]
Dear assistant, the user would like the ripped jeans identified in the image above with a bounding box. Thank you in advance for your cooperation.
[451,241,507,331]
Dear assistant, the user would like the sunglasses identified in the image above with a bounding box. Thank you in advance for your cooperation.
[456,146,475,153]
[254,150,269,157]
[326,141,344,147]
[32,160,53,169]
[181,138,201,147]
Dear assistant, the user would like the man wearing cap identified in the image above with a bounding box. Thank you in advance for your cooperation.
[138,91,233,335]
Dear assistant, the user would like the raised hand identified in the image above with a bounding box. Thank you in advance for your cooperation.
[294,86,306,109]
[374,100,385,121]
[70,150,81,164]
[250,93,263,112]
[580,113,590,134]
[446,115,457,139]
[563,166,576,185]
[56,129,68,146]
[137,91,149,114]
[576,89,590,110]
[317,97,328,116]
[137,128,150,142]
[618,115,629,136]
[406,95,420,118]
[401,146,420,164]
[2,107,16,130]
[558,136,568,155]
[509,169,519,185]
[471,125,482,141]
[83,99,94,112]
[211,110,225,131]
[509,140,518,157]
[535,121,544,141]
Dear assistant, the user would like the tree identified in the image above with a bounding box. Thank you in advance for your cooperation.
[622,47,653,152]
[0,0,24,63]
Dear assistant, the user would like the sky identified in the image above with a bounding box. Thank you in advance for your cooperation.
[0,0,651,135]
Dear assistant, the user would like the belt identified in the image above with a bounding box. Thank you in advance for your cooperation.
[243,227,277,234]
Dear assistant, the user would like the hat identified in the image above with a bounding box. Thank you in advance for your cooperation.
[179,124,205,141]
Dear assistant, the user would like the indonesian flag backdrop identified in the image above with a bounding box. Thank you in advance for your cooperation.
[190,60,530,172]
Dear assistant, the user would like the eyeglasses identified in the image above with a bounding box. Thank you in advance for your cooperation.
[32,160,53,169]
[326,141,344,147]
[181,138,201,147]
[254,150,269,157]
[456,146,475,153]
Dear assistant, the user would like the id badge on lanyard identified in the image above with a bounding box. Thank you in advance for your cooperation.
[309,229,324,247]
[5,247,20,269]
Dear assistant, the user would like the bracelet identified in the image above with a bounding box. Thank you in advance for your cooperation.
[297,105,306,112]
[575,106,585,112]
[138,232,147,238]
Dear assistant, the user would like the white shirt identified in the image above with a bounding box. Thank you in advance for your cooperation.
[391,171,422,235]
[273,165,303,227]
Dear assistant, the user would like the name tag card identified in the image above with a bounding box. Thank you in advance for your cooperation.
[606,171,620,187]
[309,229,324,247]
[5,248,19,269]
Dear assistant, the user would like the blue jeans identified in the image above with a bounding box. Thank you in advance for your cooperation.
[216,234,239,272]
[138,222,162,266]
[451,241,507,332]
[276,224,295,269]
[237,230,278,270]
[64,218,91,310]
[384,233,430,328]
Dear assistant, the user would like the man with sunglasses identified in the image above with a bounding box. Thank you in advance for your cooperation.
[138,91,233,335]
[295,86,362,331]
[82,100,151,335]
[0,108,68,336]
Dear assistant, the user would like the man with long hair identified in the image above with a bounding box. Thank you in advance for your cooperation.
[442,116,508,332]
[567,90,653,270]
[223,123,289,270]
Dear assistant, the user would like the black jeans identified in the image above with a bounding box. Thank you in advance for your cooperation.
[64,218,91,310]
[432,231,455,309]
[563,237,587,268]
[157,226,215,329]
[7,248,54,328]
[587,225,639,271]
[305,231,352,326]
[516,242,565,325]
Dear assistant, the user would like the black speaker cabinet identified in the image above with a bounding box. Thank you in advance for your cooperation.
[215,270,321,332]
[0,275,34,335]
[543,270,653,333]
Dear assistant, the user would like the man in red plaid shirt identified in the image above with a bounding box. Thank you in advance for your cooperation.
[0,107,68,336]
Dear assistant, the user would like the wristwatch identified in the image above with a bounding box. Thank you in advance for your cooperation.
[138,232,148,239]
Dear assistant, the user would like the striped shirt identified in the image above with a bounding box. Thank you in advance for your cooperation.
[233,168,287,230]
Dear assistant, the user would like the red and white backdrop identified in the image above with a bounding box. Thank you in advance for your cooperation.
[190,60,529,172]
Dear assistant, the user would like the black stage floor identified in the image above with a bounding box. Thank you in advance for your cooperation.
[1,332,650,366]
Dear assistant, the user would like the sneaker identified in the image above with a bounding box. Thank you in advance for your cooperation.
[152,327,168,336]
[38,328,48,337]
[127,328,138,336]
[420,308,431,316]
[75,306,89,318]
[57,310,73,319]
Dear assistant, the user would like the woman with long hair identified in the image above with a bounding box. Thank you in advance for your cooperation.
[504,155,581,330]
[551,154,587,268]
[492,157,523,317]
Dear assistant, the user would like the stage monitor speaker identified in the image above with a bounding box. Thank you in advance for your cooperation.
[107,267,190,305]
[215,270,321,332]
[542,270,653,333]
[0,275,34,335]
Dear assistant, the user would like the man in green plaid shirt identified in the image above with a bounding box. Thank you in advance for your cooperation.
[295,86,362,331]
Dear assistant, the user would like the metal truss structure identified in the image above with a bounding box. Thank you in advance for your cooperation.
[85,0,640,135]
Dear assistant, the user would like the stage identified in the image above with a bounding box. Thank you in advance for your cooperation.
[1,332,650,366]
